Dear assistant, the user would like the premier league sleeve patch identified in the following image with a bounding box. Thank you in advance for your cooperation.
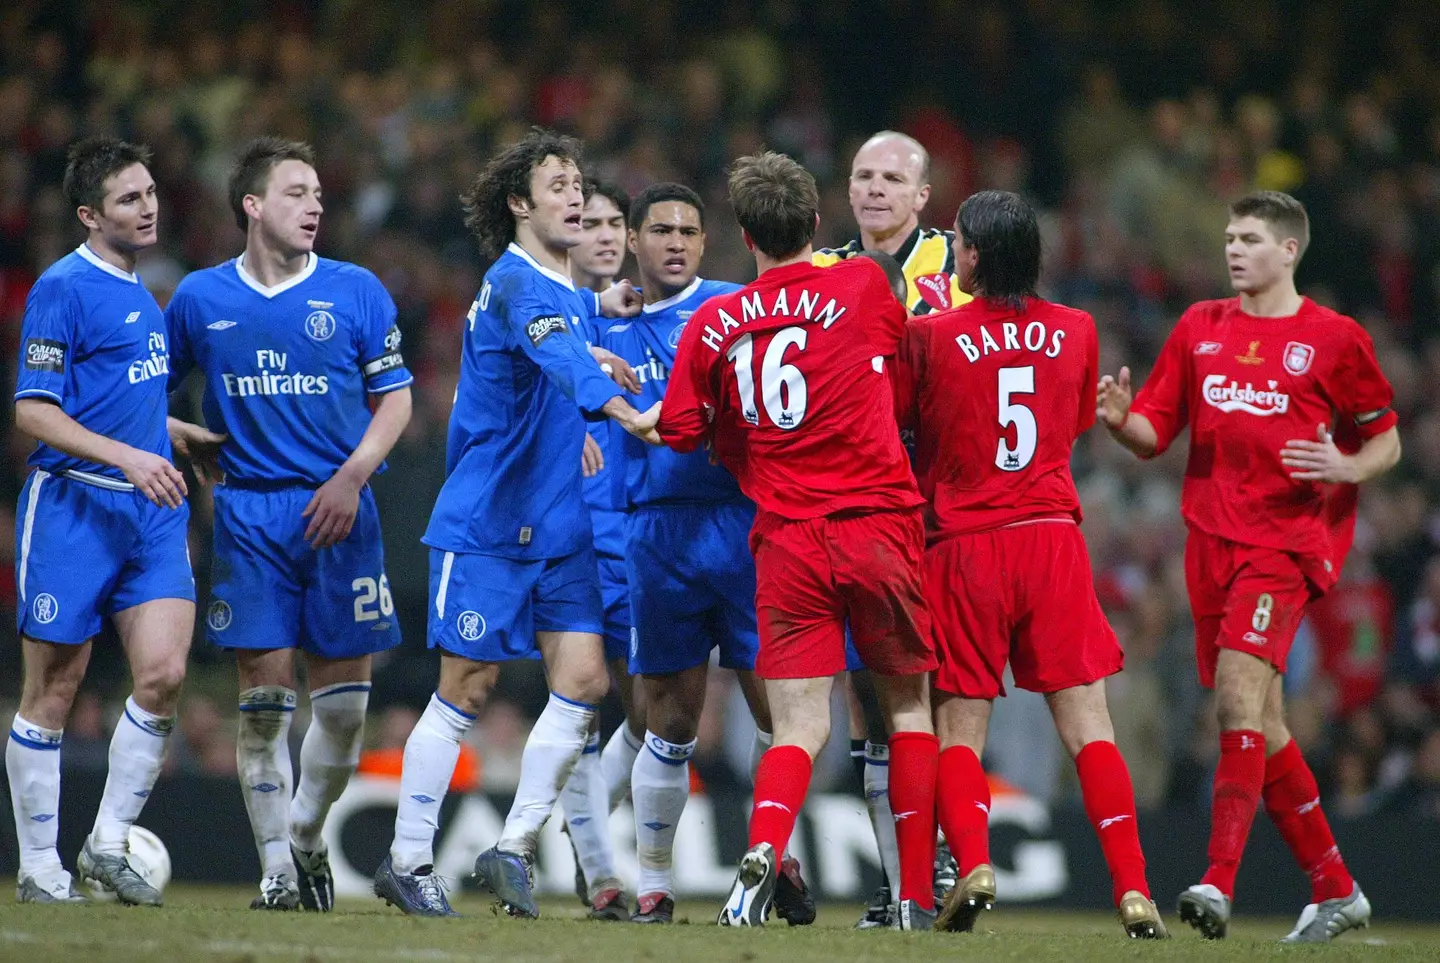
[526,314,569,347]
[24,338,67,373]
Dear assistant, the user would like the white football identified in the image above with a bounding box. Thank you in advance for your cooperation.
[85,825,172,901]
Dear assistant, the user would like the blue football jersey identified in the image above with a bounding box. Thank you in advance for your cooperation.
[424,244,623,559]
[165,253,413,486]
[569,300,627,557]
[14,245,173,482]
[602,277,748,508]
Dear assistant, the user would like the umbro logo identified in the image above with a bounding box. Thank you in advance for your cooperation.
[252,783,280,793]
[124,311,141,324]
[410,794,437,804]
[644,820,672,831]
[569,816,591,827]
[207,319,237,331]
[31,813,55,822]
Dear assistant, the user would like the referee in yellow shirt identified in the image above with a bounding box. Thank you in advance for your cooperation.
[814,130,969,315]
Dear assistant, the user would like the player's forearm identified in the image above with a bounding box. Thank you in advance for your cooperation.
[16,398,140,470]
[337,387,412,484]
[1106,411,1160,458]
[1348,426,1401,483]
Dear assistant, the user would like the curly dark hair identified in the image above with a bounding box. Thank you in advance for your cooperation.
[461,127,585,258]
[228,137,316,231]
[63,137,153,212]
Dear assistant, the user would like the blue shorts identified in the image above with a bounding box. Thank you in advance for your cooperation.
[626,502,759,675]
[598,552,631,662]
[845,631,865,672]
[428,546,603,661]
[206,484,400,660]
[15,470,194,644]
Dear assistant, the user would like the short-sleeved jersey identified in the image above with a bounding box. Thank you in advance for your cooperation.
[893,297,1098,542]
[14,245,172,483]
[568,298,627,556]
[165,253,412,486]
[813,226,971,315]
[1131,297,1397,590]
[602,277,746,508]
[657,258,923,523]
[424,244,622,560]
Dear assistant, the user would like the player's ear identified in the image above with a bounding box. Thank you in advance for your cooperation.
[627,229,639,256]
[915,182,931,212]
[242,193,264,226]
[507,193,531,220]
[76,204,101,232]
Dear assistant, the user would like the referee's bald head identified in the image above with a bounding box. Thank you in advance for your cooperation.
[855,131,930,185]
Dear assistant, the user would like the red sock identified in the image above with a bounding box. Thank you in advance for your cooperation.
[1263,739,1354,902]
[1201,729,1266,899]
[936,745,990,874]
[888,731,939,909]
[1075,741,1150,904]
[747,745,812,853]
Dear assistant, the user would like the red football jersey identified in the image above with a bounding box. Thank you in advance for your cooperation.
[1131,297,1397,590]
[657,258,923,523]
[893,296,1098,541]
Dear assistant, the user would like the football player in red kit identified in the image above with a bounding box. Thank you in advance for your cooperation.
[1098,191,1399,942]
[655,151,940,930]
[893,190,1166,939]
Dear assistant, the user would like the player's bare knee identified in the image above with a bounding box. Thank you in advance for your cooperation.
[438,658,499,717]
[1047,682,1115,757]
[132,659,186,713]
[1213,649,1271,731]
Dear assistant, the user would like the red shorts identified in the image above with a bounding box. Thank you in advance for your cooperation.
[1185,528,1312,688]
[751,509,937,679]
[925,519,1122,699]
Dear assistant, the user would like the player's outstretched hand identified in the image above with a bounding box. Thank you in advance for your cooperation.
[589,345,642,393]
[626,401,664,446]
[119,448,188,509]
[599,279,643,318]
[167,417,228,485]
[1281,423,1354,484]
[582,431,605,477]
[1096,366,1133,429]
[303,470,362,549]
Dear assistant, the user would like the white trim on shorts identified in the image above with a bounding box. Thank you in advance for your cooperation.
[436,550,455,620]
[18,470,48,602]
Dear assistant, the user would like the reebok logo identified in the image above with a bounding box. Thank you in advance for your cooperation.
[893,811,918,822]
[755,800,792,814]
[1297,797,1321,815]
[1241,735,1257,751]
[1098,814,1132,830]
[975,801,990,815]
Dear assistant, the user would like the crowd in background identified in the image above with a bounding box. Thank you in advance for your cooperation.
[2,0,1440,818]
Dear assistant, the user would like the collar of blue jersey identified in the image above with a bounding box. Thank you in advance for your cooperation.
[76,243,139,284]
[506,242,575,291]
[642,276,705,314]
[234,251,318,299]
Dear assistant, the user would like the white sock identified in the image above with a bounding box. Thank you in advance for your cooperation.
[235,686,297,877]
[497,692,595,857]
[560,730,616,895]
[632,732,695,897]
[7,715,64,879]
[90,696,176,855]
[391,693,473,874]
[601,723,643,812]
[864,740,900,890]
[290,681,369,853]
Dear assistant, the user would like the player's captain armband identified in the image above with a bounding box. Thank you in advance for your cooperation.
[525,314,569,347]
[363,325,406,377]
[1354,407,1392,425]
[24,338,67,373]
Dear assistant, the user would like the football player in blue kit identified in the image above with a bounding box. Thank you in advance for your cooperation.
[559,180,640,920]
[8,138,221,906]
[165,138,413,912]
[374,128,656,919]
[600,182,813,925]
